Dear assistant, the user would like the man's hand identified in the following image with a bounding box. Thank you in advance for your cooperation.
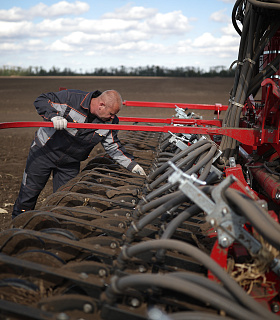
[51,116,67,130]
[132,164,146,176]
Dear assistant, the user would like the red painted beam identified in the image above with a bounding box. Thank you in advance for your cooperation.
[118,117,222,127]
[0,121,263,146]
[123,100,228,111]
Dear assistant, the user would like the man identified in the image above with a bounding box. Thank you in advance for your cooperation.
[12,89,146,219]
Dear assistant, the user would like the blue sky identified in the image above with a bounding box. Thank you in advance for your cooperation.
[0,0,239,72]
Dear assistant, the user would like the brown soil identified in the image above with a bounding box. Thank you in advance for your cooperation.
[0,76,233,230]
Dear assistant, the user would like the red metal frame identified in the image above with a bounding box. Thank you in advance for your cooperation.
[123,100,228,111]
[0,121,264,146]
[2,79,280,148]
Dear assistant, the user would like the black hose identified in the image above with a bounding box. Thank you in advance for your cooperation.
[168,272,238,303]
[135,191,182,217]
[155,205,201,261]
[149,143,215,190]
[248,0,280,10]
[108,273,266,320]
[232,0,244,36]
[225,188,280,250]
[160,205,201,241]
[143,182,174,203]
[125,193,188,242]
[221,1,280,162]
[148,139,211,181]
[117,239,277,320]
[167,311,234,320]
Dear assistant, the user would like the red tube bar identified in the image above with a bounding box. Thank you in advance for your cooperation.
[0,121,263,146]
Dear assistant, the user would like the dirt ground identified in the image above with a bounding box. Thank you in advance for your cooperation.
[0,76,233,230]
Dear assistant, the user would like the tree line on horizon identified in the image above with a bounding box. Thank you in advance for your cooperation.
[0,65,235,77]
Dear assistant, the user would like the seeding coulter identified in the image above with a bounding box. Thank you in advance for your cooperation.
[1,1,280,319]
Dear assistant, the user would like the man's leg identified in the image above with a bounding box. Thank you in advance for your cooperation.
[52,162,80,192]
[12,145,53,219]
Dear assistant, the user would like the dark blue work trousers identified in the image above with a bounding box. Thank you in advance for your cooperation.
[12,144,80,219]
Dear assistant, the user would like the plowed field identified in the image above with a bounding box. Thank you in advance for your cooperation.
[0,76,233,229]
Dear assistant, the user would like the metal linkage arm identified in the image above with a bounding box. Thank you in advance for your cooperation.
[167,162,262,255]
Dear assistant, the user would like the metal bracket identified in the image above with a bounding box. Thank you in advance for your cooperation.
[174,105,202,120]
[168,131,189,150]
[174,105,191,119]
[168,162,261,255]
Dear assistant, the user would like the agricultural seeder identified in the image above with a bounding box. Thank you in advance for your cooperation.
[1,1,280,319]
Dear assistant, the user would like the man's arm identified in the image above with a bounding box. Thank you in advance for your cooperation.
[34,90,68,121]
[101,129,138,171]
[101,129,146,175]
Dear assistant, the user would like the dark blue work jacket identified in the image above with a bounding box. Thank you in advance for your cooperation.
[32,89,136,170]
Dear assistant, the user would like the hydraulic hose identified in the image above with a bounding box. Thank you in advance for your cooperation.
[168,311,234,320]
[143,145,215,203]
[197,154,213,182]
[159,205,201,241]
[156,205,201,261]
[220,1,280,162]
[108,274,266,320]
[156,186,213,260]
[142,182,174,203]
[117,239,278,320]
[225,188,280,250]
[248,0,280,10]
[135,191,182,217]
[149,143,215,190]
[186,144,217,176]
[125,192,188,243]
[168,272,238,303]
[232,0,244,36]
[148,139,211,181]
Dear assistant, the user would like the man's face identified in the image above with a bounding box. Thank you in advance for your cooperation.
[96,102,120,122]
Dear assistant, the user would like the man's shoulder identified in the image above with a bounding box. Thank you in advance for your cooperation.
[67,89,89,95]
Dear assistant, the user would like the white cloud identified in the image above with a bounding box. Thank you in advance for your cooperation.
[0,1,239,71]
[193,32,238,48]
[0,1,89,21]
[0,21,34,38]
[146,11,192,34]
[0,42,22,51]
[102,3,157,20]
[222,23,240,36]
[47,39,80,52]
[210,9,230,23]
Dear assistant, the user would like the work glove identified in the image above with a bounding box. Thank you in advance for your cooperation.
[132,164,146,176]
[51,116,67,130]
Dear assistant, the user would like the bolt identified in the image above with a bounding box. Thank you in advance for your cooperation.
[118,222,124,228]
[98,268,107,277]
[222,207,228,215]
[220,237,230,248]
[110,242,117,249]
[209,218,216,227]
[229,157,236,167]
[126,212,131,218]
[148,308,165,320]
[138,265,147,273]
[83,303,93,313]
[271,302,280,313]
[79,272,88,280]
[129,298,140,308]
[56,313,69,320]
[275,193,280,200]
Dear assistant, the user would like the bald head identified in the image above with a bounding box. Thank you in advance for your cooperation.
[90,90,123,122]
